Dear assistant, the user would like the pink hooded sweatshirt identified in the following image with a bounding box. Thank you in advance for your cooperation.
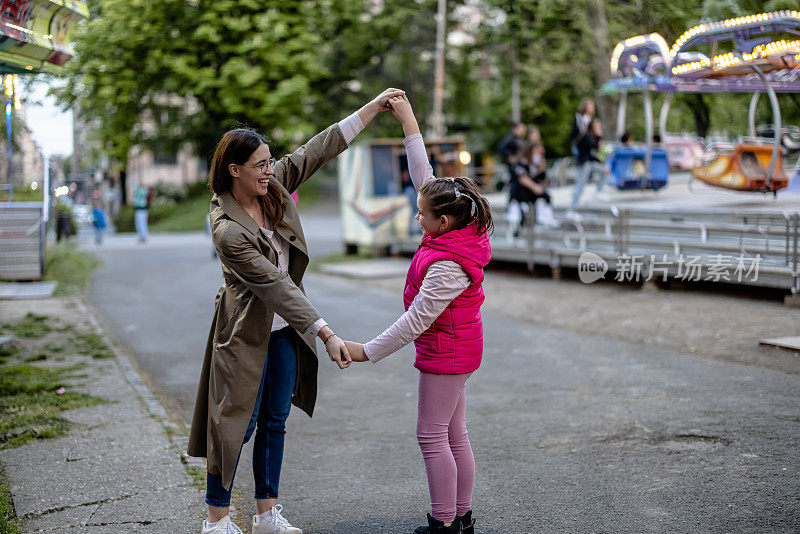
[403,223,492,374]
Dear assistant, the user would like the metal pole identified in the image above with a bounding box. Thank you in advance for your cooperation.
[750,64,781,190]
[511,47,521,124]
[431,0,447,138]
[748,92,760,139]
[643,87,653,190]
[659,92,673,142]
[43,155,50,223]
[794,212,799,274]
[40,156,48,278]
[616,91,627,140]
[4,99,11,202]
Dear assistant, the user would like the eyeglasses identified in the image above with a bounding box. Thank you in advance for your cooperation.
[246,157,276,174]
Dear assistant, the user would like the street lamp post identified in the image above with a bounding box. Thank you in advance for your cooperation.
[431,0,447,138]
[3,75,14,202]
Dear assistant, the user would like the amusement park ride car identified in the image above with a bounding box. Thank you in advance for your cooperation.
[603,10,800,195]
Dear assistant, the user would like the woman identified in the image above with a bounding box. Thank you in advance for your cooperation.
[188,88,405,534]
[570,98,599,209]
[508,140,555,234]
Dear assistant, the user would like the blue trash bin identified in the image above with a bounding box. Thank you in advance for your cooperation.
[608,147,669,190]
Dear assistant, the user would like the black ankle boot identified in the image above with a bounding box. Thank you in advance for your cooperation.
[456,510,475,534]
[413,513,461,534]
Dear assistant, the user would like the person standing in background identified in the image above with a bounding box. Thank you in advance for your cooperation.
[569,99,598,211]
[92,202,107,245]
[133,183,151,243]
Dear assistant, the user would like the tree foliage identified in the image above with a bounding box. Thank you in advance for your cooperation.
[56,0,800,168]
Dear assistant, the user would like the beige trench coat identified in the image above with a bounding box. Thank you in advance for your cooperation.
[187,124,348,491]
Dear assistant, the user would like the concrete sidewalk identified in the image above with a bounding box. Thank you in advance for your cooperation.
[0,296,204,533]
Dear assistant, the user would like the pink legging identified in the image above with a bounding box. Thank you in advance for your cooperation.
[417,371,474,523]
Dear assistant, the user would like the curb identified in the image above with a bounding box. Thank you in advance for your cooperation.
[76,300,206,470]
[0,335,15,350]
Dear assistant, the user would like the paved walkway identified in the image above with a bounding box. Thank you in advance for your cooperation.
[0,297,204,533]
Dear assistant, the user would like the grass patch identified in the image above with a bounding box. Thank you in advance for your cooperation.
[23,354,47,363]
[74,333,113,360]
[185,465,205,489]
[42,343,63,353]
[149,193,213,233]
[0,363,103,450]
[0,184,43,202]
[0,465,19,534]
[8,314,50,339]
[75,333,107,353]
[44,243,102,296]
[0,347,17,359]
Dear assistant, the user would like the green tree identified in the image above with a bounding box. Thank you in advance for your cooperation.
[55,0,456,169]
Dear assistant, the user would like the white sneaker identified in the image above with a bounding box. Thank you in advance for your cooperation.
[252,504,303,534]
[202,515,244,534]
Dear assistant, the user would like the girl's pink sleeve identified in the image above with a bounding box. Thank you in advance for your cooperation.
[362,261,469,363]
[403,133,434,189]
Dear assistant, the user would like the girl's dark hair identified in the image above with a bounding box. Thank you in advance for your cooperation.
[418,176,493,235]
[209,128,286,228]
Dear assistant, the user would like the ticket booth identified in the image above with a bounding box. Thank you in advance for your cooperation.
[338,136,467,253]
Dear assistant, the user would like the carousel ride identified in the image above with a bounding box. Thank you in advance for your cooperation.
[603,10,800,195]
[0,0,87,75]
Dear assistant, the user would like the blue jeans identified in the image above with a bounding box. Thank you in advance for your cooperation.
[205,327,297,507]
[571,162,606,208]
[134,209,149,240]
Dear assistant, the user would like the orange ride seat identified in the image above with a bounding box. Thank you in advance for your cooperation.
[692,143,788,192]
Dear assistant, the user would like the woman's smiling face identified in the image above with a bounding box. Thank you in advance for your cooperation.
[231,143,274,196]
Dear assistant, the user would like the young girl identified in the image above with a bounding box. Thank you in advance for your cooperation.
[346,95,492,534]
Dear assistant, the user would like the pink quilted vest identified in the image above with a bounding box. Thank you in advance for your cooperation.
[403,223,492,374]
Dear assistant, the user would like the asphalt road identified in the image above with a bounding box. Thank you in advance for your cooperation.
[84,208,800,533]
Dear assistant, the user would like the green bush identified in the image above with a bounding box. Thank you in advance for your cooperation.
[187,179,211,197]
[54,198,77,238]
[113,204,135,232]
[115,179,211,233]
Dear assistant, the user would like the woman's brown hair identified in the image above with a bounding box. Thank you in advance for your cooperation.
[209,128,286,228]
[578,98,595,115]
[418,176,493,235]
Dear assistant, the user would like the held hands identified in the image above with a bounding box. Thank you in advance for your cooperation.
[387,94,420,137]
[371,88,406,111]
[319,327,351,369]
[344,340,368,362]
[358,88,406,126]
[387,94,413,122]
